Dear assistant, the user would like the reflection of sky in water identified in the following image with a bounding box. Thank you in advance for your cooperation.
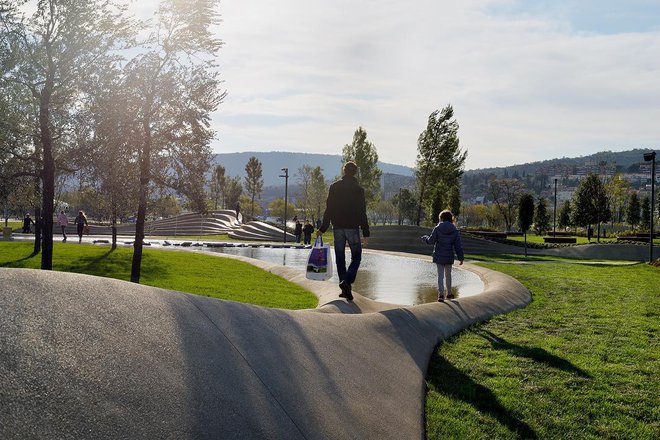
[204,246,484,305]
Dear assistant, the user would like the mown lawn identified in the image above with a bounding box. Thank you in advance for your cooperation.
[507,233,660,246]
[0,241,317,310]
[426,261,659,439]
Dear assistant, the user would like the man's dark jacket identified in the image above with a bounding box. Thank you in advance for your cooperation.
[319,175,370,237]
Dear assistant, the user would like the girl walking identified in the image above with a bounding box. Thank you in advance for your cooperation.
[421,210,464,302]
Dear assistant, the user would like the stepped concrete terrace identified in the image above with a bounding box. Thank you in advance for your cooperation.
[1,246,530,439]
[82,210,296,242]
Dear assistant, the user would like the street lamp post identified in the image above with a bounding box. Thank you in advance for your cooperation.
[553,178,558,236]
[643,152,656,263]
[280,167,289,243]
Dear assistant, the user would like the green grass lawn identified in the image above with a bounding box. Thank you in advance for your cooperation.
[507,234,660,246]
[426,261,659,439]
[0,242,317,310]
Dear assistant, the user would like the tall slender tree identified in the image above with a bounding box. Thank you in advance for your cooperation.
[209,165,226,209]
[415,105,466,225]
[244,156,263,218]
[625,192,641,230]
[571,173,611,240]
[534,197,551,235]
[558,200,573,230]
[342,127,382,209]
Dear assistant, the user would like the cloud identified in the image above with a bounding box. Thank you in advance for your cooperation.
[132,0,660,169]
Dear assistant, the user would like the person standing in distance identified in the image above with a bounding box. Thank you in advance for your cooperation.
[316,161,370,301]
[57,210,68,242]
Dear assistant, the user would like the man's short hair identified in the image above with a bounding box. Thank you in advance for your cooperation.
[439,210,453,222]
[343,161,358,177]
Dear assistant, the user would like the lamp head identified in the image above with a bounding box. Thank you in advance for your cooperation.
[643,151,656,162]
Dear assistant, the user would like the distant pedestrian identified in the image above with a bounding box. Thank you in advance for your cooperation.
[421,210,464,302]
[317,161,370,301]
[22,214,35,233]
[235,202,241,223]
[294,220,303,243]
[57,210,68,242]
[74,211,88,243]
[302,220,314,245]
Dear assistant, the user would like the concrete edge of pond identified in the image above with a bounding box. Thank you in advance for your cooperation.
[1,252,532,439]
[194,248,531,323]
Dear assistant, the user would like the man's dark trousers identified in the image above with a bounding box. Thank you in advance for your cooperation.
[333,228,362,284]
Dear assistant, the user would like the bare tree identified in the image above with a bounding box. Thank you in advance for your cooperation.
[488,178,526,232]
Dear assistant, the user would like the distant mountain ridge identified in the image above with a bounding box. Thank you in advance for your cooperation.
[212,152,414,187]
[464,148,652,177]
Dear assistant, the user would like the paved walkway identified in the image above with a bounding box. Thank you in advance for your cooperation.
[1,253,530,439]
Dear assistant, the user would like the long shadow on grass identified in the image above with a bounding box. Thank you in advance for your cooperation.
[475,329,591,378]
[60,249,167,280]
[0,251,40,266]
[427,352,537,439]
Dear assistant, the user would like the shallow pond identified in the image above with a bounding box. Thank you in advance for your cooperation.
[204,246,484,306]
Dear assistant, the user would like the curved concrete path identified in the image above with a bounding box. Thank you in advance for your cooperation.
[0,254,530,439]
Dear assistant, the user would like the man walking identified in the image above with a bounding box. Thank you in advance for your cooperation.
[317,161,369,301]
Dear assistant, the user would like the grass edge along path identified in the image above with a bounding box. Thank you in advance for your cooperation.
[425,261,659,440]
[0,241,317,310]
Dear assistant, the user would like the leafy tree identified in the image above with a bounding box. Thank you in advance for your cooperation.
[239,193,261,217]
[534,197,551,235]
[149,194,181,219]
[641,196,651,230]
[342,126,382,209]
[210,165,226,209]
[295,165,313,219]
[244,156,263,218]
[415,105,466,225]
[392,188,417,225]
[605,174,631,223]
[2,0,134,269]
[125,0,223,282]
[558,200,573,230]
[518,193,535,256]
[488,178,525,232]
[571,173,611,240]
[78,66,140,249]
[373,199,396,225]
[625,192,641,230]
[224,176,243,214]
[268,198,296,221]
[461,204,489,229]
[308,166,328,224]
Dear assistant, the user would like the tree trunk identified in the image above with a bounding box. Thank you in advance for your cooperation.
[131,108,152,283]
[111,222,117,251]
[39,79,55,270]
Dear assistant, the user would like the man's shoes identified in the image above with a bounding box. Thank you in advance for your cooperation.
[339,280,353,301]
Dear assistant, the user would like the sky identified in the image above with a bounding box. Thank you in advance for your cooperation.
[134,0,660,170]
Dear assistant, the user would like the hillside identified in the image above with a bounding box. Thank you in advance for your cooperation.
[212,151,414,186]
[464,148,651,177]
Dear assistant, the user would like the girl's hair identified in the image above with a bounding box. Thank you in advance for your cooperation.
[439,210,453,222]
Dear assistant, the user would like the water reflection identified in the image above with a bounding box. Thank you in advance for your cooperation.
[205,246,483,305]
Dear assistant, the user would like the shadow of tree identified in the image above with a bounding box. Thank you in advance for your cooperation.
[427,353,537,439]
[0,251,40,266]
[474,329,591,378]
